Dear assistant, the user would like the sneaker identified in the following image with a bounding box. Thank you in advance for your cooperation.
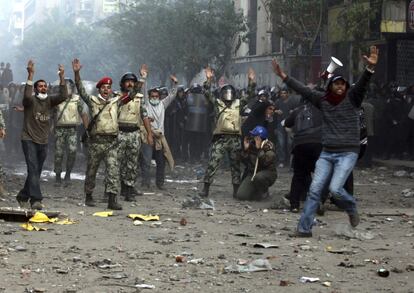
[290,208,299,213]
[349,212,360,227]
[31,201,43,210]
[278,163,285,168]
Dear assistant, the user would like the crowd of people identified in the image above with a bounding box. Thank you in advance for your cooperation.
[0,46,412,237]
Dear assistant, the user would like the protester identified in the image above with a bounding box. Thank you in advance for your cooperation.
[141,75,178,190]
[272,45,379,237]
[17,60,68,210]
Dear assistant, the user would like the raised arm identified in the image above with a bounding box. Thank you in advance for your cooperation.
[241,67,257,108]
[271,59,324,108]
[162,75,178,108]
[203,66,216,105]
[72,58,91,107]
[348,46,378,107]
[51,64,68,107]
[23,60,35,107]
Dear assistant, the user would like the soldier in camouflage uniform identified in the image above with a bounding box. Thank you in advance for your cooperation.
[199,67,256,198]
[117,66,153,201]
[72,58,137,210]
[0,110,6,196]
[54,79,89,187]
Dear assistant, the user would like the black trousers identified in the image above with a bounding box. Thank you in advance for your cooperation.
[18,140,48,203]
[289,143,322,209]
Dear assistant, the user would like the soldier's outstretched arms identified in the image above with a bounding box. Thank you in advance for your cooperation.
[72,58,91,107]
[241,67,257,108]
[271,58,324,108]
[203,66,217,105]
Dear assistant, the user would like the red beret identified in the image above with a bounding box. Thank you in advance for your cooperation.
[96,77,112,89]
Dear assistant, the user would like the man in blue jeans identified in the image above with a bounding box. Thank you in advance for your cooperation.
[17,60,68,210]
[272,46,379,237]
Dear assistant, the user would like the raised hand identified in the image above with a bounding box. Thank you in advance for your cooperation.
[58,64,64,78]
[271,58,287,80]
[27,60,35,75]
[205,66,214,81]
[140,64,148,78]
[72,58,82,72]
[363,46,379,68]
[248,67,255,82]
[170,75,178,84]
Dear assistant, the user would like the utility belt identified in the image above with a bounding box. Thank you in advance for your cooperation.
[89,134,118,144]
[119,126,139,132]
[56,125,78,129]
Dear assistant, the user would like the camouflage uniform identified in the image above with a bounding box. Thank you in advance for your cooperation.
[202,81,255,187]
[54,127,78,175]
[85,135,119,195]
[235,140,277,201]
[76,79,122,206]
[54,96,86,177]
[117,93,147,192]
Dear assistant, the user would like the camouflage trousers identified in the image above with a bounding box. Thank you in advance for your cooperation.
[85,135,119,195]
[203,134,241,185]
[54,127,78,174]
[118,130,141,187]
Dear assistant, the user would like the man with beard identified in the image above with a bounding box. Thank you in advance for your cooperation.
[272,46,379,237]
[117,66,153,201]
[17,60,68,210]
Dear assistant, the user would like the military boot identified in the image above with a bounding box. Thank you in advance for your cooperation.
[232,184,240,198]
[130,186,143,197]
[199,183,210,198]
[63,171,72,187]
[120,182,128,199]
[55,173,62,187]
[125,186,136,202]
[85,194,96,207]
[107,193,122,210]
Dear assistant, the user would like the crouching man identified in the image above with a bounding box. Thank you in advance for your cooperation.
[235,126,277,201]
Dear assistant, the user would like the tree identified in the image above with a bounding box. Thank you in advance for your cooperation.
[335,0,379,81]
[105,0,247,84]
[16,13,127,83]
[264,0,325,81]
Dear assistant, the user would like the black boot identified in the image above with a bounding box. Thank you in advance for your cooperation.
[85,194,96,207]
[63,172,71,187]
[107,193,122,210]
[125,186,136,202]
[120,182,128,199]
[199,183,210,198]
[55,173,62,186]
[232,184,240,198]
[130,186,143,197]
